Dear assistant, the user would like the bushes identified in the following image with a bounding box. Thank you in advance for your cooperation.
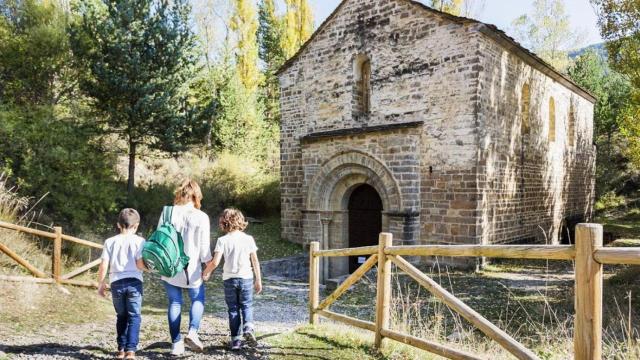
[128,152,280,231]
[0,106,119,232]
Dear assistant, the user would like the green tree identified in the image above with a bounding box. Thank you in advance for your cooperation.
[511,0,583,70]
[70,0,199,201]
[568,50,632,195]
[230,0,260,91]
[0,0,76,105]
[258,0,284,125]
[591,0,640,169]
[281,0,313,59]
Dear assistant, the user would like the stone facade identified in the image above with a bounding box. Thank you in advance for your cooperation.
[278,0,595,278]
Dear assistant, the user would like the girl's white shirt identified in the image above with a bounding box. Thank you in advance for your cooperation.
[159,202,212,288]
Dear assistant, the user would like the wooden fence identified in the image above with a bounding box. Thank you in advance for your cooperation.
[308,223,640,360]
[0,220,102,287]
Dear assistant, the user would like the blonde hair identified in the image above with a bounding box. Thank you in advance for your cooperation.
[218,208,248,233]
[174,179,203,209]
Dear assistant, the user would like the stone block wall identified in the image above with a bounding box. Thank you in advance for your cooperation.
[476,34,596,244]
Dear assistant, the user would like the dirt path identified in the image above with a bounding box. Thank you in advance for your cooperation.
[0,277,310,360]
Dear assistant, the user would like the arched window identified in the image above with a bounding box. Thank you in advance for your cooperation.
[360,59,371,114]
[521,83,530,136]
[353,54,371,116]
[568,102,576,146]
[548,97,556,142]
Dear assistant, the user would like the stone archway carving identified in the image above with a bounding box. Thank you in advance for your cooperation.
[305,150,403,280]
[306,149,403,212]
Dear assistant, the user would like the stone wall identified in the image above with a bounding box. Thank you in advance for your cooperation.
[278,0,596,262]
[476,34,596,244]
[279,0,483,247]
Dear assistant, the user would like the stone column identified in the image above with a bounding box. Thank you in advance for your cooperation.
[320,217,332,284]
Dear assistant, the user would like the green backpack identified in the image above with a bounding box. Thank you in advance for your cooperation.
[142,206,190,281]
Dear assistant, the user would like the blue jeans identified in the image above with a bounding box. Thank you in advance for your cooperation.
[163,281,205,343]
[223,278,254,340]
[110,278,143,352]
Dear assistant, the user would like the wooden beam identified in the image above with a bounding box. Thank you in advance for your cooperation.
[390,255,540,360]
[0,242,47,278]
[314,245,378,257]
[61,234,103,249]
[61,258,102,280]
[60,278,100,288]
[0,275,54,284]
[380,328,481,360]
[385,244,575,261]
[375,233,393,348]
[0,220,56,239]
[316,309,376,332]
[309,241,320,325]
[317,254,378,310]
[574,224,603,360]
[53,227,62,284]
[593,247,640,265]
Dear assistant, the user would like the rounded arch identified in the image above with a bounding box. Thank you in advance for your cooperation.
[549,97,556,142]
[306,150,402,212]
[520,82,530,135]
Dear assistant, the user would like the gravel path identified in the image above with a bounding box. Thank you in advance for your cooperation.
[0,277,310,360]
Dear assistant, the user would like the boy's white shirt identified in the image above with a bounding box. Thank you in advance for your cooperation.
[101,233,145,284]
[214,231,258,280]
[159,203,213,288]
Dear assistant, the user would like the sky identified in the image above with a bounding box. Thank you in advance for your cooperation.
[311,0,603,46]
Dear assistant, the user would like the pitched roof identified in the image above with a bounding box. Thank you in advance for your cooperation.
[276,0,596,103]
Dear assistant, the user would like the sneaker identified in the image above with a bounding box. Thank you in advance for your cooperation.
[125,351,136,359]
[243,328,258,347]
[170,340,185,356]
[184,330,204,353]
[116,350,125,359]
[230,339,242,351]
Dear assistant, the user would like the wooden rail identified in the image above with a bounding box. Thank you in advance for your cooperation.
[0,220,103,288]
[308,223,640,360]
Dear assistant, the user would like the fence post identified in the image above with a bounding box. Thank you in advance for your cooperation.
[53,226,62,284]
[574,223,603,360]
[375,233,393,349]
[309,241,320,325]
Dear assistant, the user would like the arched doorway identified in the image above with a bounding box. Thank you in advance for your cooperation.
[348,184,382,272]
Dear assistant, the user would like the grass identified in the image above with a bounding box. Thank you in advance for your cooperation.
[0,281,112,333]
[321,258,640,359]
[267,323,437,360]
[597,207,640,241]
[214,216,303,261]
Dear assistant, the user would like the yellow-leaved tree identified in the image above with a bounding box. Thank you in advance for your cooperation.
[230,0,261,91]
[281,0,314,59]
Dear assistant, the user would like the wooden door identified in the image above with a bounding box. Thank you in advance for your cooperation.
[348,184,382,273]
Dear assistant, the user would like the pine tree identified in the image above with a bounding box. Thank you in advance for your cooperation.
[258,0,284,125]
[70,0,199,201]
[281,0,314,59]
[230,0,260,92]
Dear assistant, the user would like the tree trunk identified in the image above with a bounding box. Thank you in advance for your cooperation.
[127,141,136,204]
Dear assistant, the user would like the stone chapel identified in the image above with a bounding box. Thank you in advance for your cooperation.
[277,0,596,280]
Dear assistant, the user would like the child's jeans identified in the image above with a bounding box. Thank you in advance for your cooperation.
[223,278,255,340]
[110,278,143,352]
[162,281,205,343]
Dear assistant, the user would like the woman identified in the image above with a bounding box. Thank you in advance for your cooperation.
[160,179,212,355]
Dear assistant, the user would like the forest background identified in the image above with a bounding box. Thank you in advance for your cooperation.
[0,0,637,243]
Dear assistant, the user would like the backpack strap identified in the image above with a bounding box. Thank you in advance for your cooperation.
[162,206,173,225]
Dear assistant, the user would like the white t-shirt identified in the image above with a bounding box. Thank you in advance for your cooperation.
[159,203,213,288]
[101,234,145,284]
[214,231,258,280]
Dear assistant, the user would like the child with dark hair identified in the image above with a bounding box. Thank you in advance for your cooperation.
[202,208,262,350]
[97,208,146,360]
